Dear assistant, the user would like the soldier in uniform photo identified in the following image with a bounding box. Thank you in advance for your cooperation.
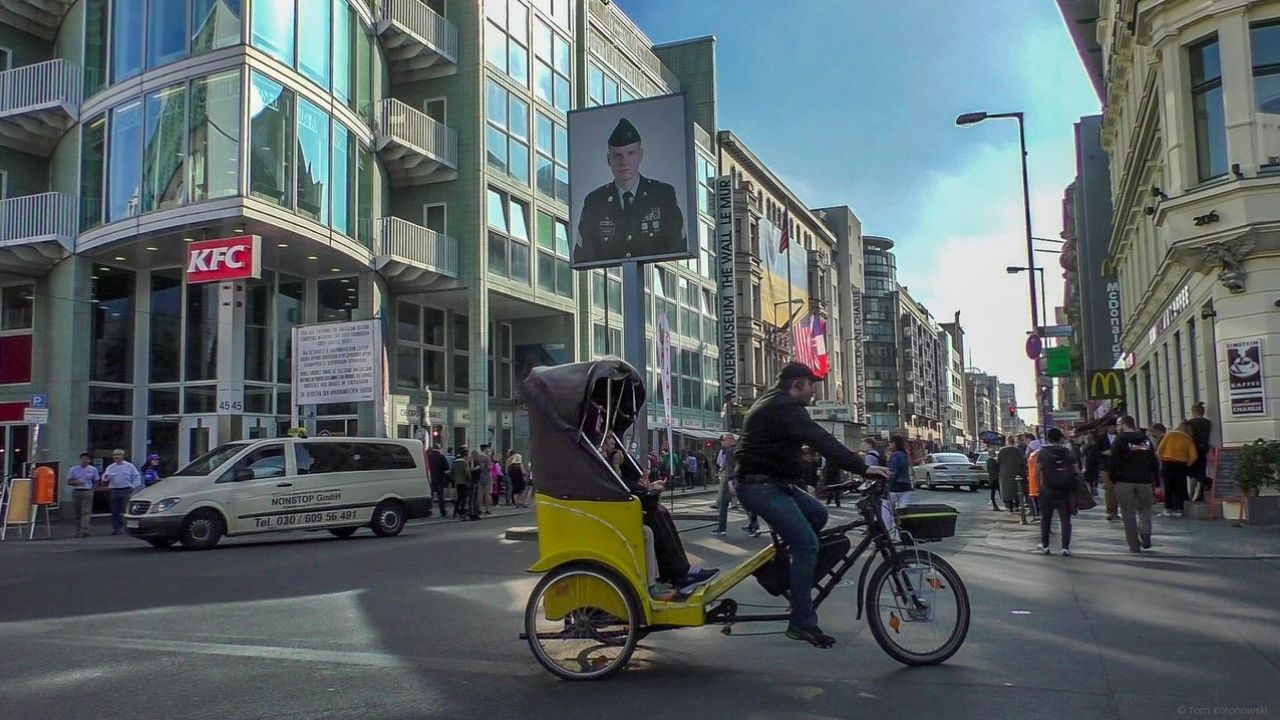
[575,117,686,265]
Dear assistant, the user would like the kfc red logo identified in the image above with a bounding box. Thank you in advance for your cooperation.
[186,235,262,284]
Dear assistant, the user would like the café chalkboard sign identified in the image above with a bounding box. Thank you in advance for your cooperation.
[1211,447,1239,499]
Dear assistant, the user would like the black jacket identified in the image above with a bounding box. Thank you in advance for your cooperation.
[735,387,868,483]
[426,449,449,488]
[575,175,686,264]
[1109,431,1159,484]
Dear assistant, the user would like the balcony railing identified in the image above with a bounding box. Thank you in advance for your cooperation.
[0,192,76,247]
[376,98,458,185]
[0,60,81,155]
[373,216,458,285]
[375,0,459,81]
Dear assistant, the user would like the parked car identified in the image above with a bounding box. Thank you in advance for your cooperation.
[974,452,991,488]
[911,452,985,491]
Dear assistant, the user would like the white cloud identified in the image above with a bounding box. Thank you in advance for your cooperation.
[896,142,1073,426]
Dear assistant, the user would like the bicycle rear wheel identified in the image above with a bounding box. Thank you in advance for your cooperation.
[865,549,969,666]
[524,563,641,680]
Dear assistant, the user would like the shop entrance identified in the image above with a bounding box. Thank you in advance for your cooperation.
[0,423,31,480]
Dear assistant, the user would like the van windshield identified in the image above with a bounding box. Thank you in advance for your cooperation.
[172,444,250,477]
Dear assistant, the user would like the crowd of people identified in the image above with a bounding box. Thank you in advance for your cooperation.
[424,444,532,521]
[978,401,1214,555]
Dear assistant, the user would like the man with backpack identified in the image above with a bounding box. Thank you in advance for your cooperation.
[1037,428,1080,556]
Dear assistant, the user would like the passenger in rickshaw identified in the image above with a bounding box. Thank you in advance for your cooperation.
[736,362,891,648]
[588,405,717,599]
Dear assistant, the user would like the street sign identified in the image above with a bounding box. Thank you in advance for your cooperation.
[1025,335,1042,360]
[30,394,47,409]
[1045,346,1072,376]
[1051,409,1084,421]
[23,408,48,424]
[1038,324,1074,338]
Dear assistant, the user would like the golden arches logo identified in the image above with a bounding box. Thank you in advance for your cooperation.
[1088,370,1124,399]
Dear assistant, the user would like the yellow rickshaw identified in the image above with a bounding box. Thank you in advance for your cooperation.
[520,359,970,680]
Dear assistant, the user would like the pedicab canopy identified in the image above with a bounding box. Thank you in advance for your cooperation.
[523,358,645,501]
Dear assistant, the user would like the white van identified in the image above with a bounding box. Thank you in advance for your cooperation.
[123,437,431,550]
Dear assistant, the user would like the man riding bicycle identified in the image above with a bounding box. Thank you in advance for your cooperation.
[735,362,890,648]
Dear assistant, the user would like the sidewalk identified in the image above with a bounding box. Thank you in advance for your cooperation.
[981,503,1280,559]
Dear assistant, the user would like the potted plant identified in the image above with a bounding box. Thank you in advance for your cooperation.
[1235,439,1280,525]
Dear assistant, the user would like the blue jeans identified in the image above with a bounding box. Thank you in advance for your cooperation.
[109,487,133,531]
[737,482,828,628]
[714,476,733,532]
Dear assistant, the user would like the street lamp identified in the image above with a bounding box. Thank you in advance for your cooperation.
[1006,266,1048,328]
[958,109,1042,429]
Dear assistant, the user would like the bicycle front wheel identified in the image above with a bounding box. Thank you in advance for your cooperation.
[865,550,969,666]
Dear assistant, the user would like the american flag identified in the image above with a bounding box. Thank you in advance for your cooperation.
[791,314,829,378]
[779,208,790,253]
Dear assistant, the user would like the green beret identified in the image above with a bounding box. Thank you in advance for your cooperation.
[608,117,641,147]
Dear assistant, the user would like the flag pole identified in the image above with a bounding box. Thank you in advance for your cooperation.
[784,206,792,349]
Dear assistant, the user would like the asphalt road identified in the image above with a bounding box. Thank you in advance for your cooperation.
[2,488,1278,720]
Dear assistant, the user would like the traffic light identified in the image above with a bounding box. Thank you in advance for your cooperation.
[1009,405,1017,417]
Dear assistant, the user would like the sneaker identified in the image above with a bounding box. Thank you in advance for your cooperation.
[785,625,836,649]
[1061,548,1072,557]
[1106,515,1118,522]
[740,525,755,533]
[682,567,719,584]
[747,529,763,538]
[649,583,678,601]
[1036,544,1051,554]
[710,529,727,537]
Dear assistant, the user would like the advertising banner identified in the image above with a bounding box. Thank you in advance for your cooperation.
[715,176,736,408]
[569,93,697,268]
[851,290,865,424]
[759,218,809,327]
[293,320,383,405]
[1072,116,1121,393]
[1226,337,1267,417]
[658,311,674,461]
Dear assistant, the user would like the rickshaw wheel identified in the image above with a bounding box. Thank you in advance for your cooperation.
[525,563,641,680]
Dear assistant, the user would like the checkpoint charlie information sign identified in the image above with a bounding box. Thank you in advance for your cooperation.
[293,320,383,405]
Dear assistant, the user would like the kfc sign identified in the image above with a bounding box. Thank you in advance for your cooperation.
[186,235,262,284]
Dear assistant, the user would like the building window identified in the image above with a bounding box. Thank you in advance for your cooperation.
[143,84,187,213]
[81,118,106,230]
[249,73,295,207]
[91,265,135,384]
[296,98,330,224]
[108,100,144,222]
[1190,35,1227,182]
[189,69,241,203]
[84,0,108,96]
[485,0,529,87]
[298,0,332,89]
[536,211,573,298]
[396,302,447,393]
[486,80,530,185]
[534,112,569,202]
[452,312,469,393]
[533,17,571,113]
[1252,21,1280,165]
[486,188,532,283]
[0,284,34,385]
[112,0,145,83]
[193,0,243,55]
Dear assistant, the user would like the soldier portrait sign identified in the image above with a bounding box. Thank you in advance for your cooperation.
[569,93,697,268]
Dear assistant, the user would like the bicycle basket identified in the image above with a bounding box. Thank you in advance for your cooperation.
[895,504,958,542]
[753,533,852,596]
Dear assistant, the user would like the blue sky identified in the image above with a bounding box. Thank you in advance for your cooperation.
[618,0,1102,422]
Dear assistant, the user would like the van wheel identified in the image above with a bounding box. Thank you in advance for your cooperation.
[371,501,406,537]
[179,510,224,550]
[329,526,359,538]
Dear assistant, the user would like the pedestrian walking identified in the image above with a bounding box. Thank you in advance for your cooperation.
[683,450,700,490]
[997,435,1027,514]
[470,444,494,518]
[862,438,882,468]
[1110,415,1159,553]
[1089,418,1120,520]
[1026,445,1042,521]
[1036,428,1079,556]
[65,453,100,538]
[451,446,472,519]
[712,433,738,537]
[985,442,1002,510]
[506,450,528,508]
[102,449,141,535]
[426,444,450,517]
[1187,402,1214,501]
[887,435,913,511]
[1157,421,1198,517]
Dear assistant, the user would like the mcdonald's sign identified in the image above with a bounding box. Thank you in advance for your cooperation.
[1087,369,1125,399]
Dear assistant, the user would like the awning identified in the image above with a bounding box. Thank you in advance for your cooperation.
[672,428,731,441]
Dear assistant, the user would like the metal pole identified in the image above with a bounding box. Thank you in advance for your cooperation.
[1015,113,1042,430]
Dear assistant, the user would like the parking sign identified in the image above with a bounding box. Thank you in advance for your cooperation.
[30,394,47,409]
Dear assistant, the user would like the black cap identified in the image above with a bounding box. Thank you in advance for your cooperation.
[778,362,822,383]
[608,117,641,147]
